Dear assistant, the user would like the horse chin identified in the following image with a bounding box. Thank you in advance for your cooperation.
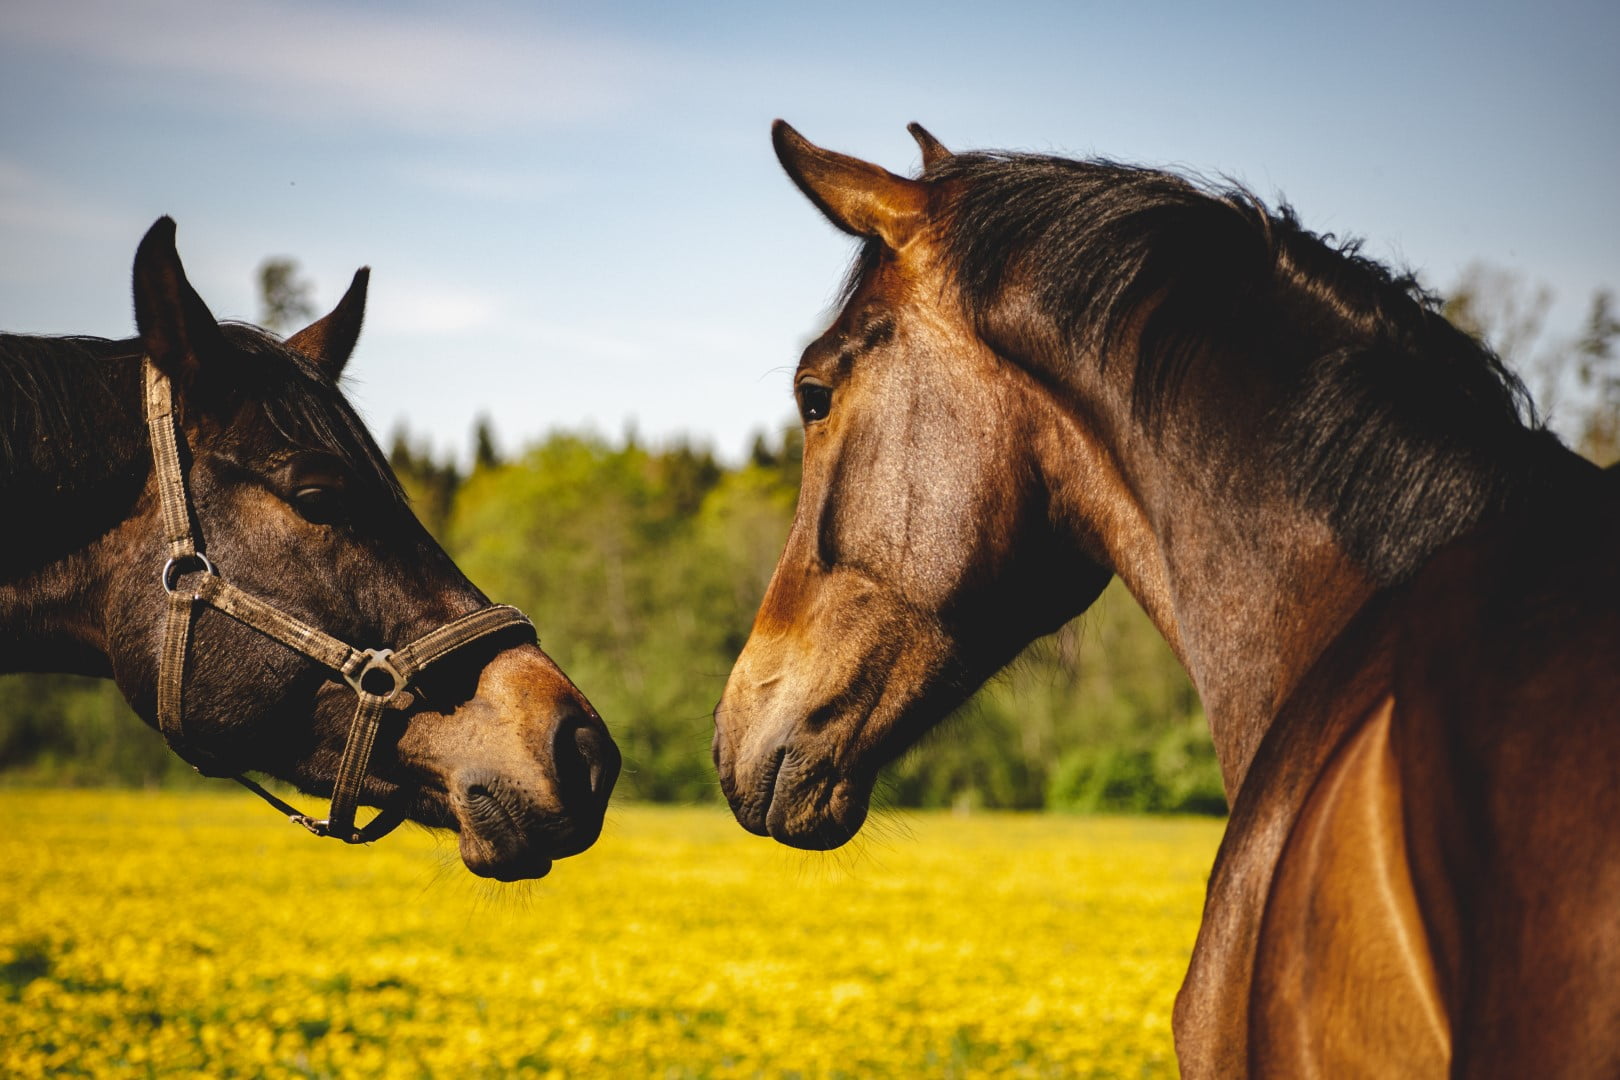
[458,834,554,882]
[448,772,605,882]
[769,798,869,851]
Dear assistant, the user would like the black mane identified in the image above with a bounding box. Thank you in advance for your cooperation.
[925,151,1558,584]
[0,335,146,530]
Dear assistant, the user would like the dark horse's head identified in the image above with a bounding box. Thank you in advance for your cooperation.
[35,220,618,879]
[713,125,1119,849]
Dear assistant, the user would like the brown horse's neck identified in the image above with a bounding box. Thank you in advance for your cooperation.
[1032,385,1376,800]
[1133,482,1372,799]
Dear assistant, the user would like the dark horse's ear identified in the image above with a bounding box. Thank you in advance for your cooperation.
[907,122,952,170]
[772,120,928,250]
[287,268,369,377]
[133,217,226,384]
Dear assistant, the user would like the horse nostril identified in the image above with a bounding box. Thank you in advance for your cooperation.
[553,714,620,804]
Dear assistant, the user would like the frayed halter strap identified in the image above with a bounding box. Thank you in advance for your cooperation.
[143,357,533,843]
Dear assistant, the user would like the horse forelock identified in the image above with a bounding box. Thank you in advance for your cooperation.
[215,323,405,507]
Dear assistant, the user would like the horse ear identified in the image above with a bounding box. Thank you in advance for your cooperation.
[772,120,928,249]
[907,122,952,170]
[132,217,226,383]
[286,268,369,376]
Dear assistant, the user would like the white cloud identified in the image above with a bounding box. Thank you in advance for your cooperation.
[7,0,670,135]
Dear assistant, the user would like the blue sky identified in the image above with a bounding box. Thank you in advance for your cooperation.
[4,0,1616,462]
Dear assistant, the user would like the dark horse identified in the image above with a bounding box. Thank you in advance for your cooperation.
[713,123,1620,1075]
[2,218,618,881]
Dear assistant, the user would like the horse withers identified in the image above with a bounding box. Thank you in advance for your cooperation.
[0,218,618,881]
[713,123,1620,1074]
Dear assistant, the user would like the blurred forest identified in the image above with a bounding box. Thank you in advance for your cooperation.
[1,264,1614,814]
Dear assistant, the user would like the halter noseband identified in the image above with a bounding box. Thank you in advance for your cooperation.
[143,357,533,843]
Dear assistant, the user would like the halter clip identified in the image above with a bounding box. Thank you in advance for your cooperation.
[161,552,216,596]
[344,648,406,700]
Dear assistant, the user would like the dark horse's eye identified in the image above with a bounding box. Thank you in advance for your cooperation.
[797,383,832,423]
[292,485,347,525]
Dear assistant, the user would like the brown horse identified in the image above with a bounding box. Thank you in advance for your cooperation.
[2,218,618,881]
[713,123,1620,1075]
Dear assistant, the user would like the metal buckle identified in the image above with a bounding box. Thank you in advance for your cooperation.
[344,648,405,700]
[161,552,216,596]
[290,814,331,838]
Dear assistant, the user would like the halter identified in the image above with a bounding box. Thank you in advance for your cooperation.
[143,357,534,843]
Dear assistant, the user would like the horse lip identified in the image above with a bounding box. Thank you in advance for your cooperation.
[749,744,789,836]
[456,781,553,880]
[463,782,527,845]
[762,766,870,851]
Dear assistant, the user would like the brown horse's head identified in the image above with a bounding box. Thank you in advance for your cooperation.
[713,125,1116,849]
[99,219,618,879]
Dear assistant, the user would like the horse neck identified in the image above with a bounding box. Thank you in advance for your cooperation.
[1109,455,1374,798]
[1028,347,1396,798]
[0,341,147,676]
[1050,360,1583,800]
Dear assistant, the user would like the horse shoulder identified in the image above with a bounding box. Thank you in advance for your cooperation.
[1173,597,1401,1078]
[1366,498,1620,1078]
[1251,694,1450,1077]
[1403,523,1620,1076]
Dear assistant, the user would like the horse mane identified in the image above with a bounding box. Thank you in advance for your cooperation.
[925,151,1556,584]
[0,325,403,507]
[0,335,144,497]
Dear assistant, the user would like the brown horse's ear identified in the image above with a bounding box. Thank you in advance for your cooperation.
[132,216,226,384]
[907,122,952,170]
[287,267,369,376]
[772,120,928,249]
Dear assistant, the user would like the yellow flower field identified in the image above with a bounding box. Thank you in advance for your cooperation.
[0,791,1220,1078]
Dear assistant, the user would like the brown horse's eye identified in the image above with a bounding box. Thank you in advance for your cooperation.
[797,383,832,423]
[292,485,347,525]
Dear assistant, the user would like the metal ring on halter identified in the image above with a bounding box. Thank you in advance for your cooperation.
[343,648,406,700]
[161,552,216,595]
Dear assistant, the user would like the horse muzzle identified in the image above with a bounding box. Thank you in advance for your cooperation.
[447,711,619,880]
[397,646,619,880]
[716,726,871,851]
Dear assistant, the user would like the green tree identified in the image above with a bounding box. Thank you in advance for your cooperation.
[1444,264,1619,465]
[257,258,316,333]
[387,426,462,542]
[1571,290,1620,465]
[447,433,756,801]
[472,417,502,472]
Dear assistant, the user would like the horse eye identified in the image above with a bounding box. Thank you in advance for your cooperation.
[292,485,347,525]
[797,383,832,423]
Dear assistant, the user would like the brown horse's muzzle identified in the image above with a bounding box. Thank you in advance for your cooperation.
[713,631,902,850]
[714,566,966,850]
[715,719,874,850]
[400,645,619,880]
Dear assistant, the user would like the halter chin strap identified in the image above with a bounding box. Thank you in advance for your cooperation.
[142,357,534,843]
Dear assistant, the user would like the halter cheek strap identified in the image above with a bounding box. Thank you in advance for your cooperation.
[143,357,533,843]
